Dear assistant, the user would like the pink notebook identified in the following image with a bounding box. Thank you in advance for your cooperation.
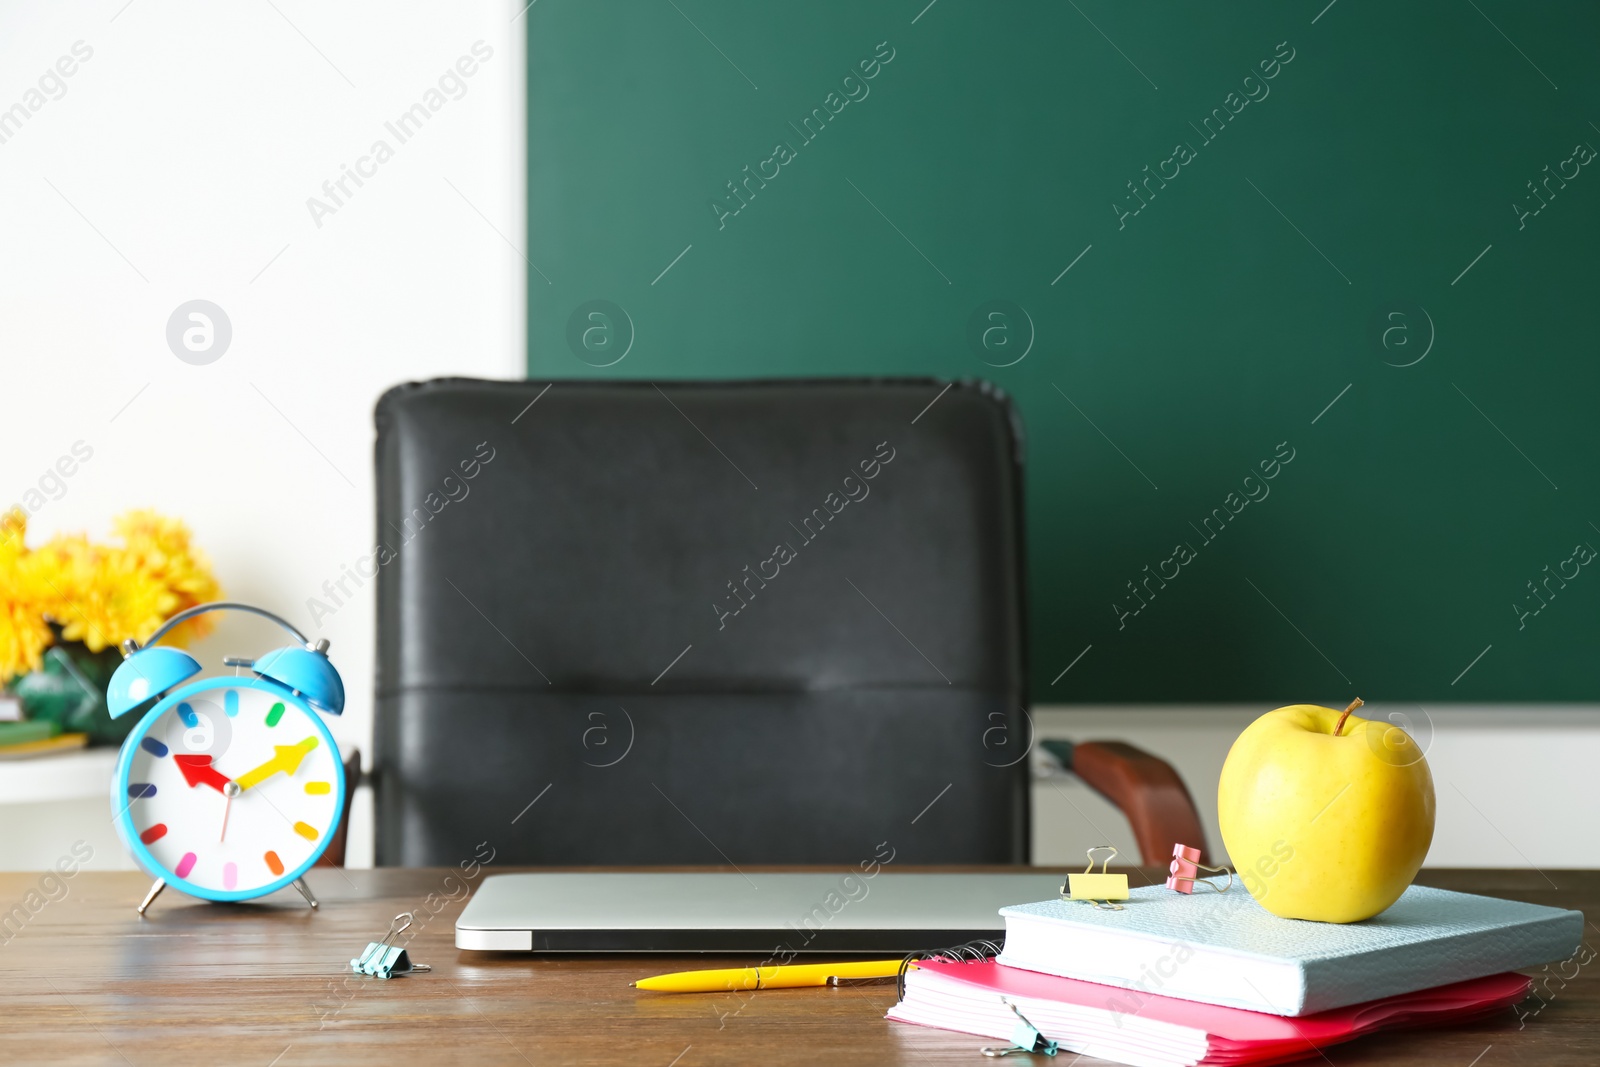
[887,959,1528,1067]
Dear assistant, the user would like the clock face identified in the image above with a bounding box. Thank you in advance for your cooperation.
[116,679,343,898]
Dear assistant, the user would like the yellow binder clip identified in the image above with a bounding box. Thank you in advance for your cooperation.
[1063,845,1128,910]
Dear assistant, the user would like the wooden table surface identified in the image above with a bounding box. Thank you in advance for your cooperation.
[0,866,1592,1066]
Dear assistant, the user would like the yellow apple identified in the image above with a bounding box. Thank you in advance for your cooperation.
[1218,699,1435,923]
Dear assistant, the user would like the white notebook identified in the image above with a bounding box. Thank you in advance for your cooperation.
[995,877,1581,1016]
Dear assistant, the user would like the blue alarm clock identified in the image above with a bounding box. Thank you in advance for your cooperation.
[105,602,345,914]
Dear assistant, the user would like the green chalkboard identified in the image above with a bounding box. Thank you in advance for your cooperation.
[528,1,1599,702]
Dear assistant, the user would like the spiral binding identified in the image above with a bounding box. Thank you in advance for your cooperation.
[896,938,1004,1001]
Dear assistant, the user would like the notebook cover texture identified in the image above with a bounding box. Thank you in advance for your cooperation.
[888,958,1531,1067]
[995,877,1580,1015]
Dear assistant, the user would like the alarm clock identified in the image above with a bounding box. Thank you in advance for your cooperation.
[105,602,346,915]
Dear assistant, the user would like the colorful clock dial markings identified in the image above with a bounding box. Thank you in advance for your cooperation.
[175,852,198,878]
[264,851,284,876]
[128,783,157,799]
[265,702,286,727]
[178,702,199,729]
[140,824,168,845]
[293,821,319,841]
[223,862,238,890]
[224,690,239,717]
[140,736,169,757]
[304,781,331,795]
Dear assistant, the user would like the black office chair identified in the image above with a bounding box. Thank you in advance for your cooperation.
[372,378,1032,866]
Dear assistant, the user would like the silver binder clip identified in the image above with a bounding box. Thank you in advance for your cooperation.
[351,912,433,979]
[980,999,1059,1057]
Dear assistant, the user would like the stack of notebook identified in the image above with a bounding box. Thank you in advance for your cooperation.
[887,878,1581,1066]
[0,719,88,759]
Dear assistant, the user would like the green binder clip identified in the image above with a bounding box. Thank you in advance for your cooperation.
[351,913,433,979]
[980,999,1059,1058]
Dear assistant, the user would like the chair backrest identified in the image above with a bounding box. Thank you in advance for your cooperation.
[373,378,1029,866]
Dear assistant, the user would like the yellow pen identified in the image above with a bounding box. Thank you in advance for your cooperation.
[632,959,905,993]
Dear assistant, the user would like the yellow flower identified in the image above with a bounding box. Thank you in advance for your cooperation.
[0,511,53,681]
[115,509,193,567]
[0,597,53,682]
[1,508,221,677]
[113,509,221,645]
[43,543,178,653]
[0,508,25,559]
[29,532,93,620]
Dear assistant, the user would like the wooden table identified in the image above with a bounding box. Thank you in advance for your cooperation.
[0,867,1592,1066]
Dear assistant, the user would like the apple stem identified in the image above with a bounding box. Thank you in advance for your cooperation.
[1333,697,1364,737]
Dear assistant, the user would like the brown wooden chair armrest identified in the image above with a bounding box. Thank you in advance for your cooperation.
[316,745,361,868]
[1064,740,1208,866]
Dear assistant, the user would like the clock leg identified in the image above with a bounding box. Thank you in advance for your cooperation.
[292,877,320,910]
[136,878,166,916]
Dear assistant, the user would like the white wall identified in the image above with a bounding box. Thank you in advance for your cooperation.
[0,1,525,869]
[1033,705,1600,870]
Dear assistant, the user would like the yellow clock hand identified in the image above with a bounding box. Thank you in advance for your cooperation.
[235,737,320,791]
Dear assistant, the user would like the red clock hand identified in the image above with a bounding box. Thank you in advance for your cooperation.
[174,754,234,794]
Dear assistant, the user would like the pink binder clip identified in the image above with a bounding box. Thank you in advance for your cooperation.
[1166,843,1231,893]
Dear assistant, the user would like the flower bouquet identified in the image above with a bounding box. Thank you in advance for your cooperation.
[0,509,222,747]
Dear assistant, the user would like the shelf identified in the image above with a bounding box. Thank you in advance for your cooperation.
[0,747,119,805]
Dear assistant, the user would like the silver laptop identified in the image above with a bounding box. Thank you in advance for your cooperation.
[456,872,1064,953]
